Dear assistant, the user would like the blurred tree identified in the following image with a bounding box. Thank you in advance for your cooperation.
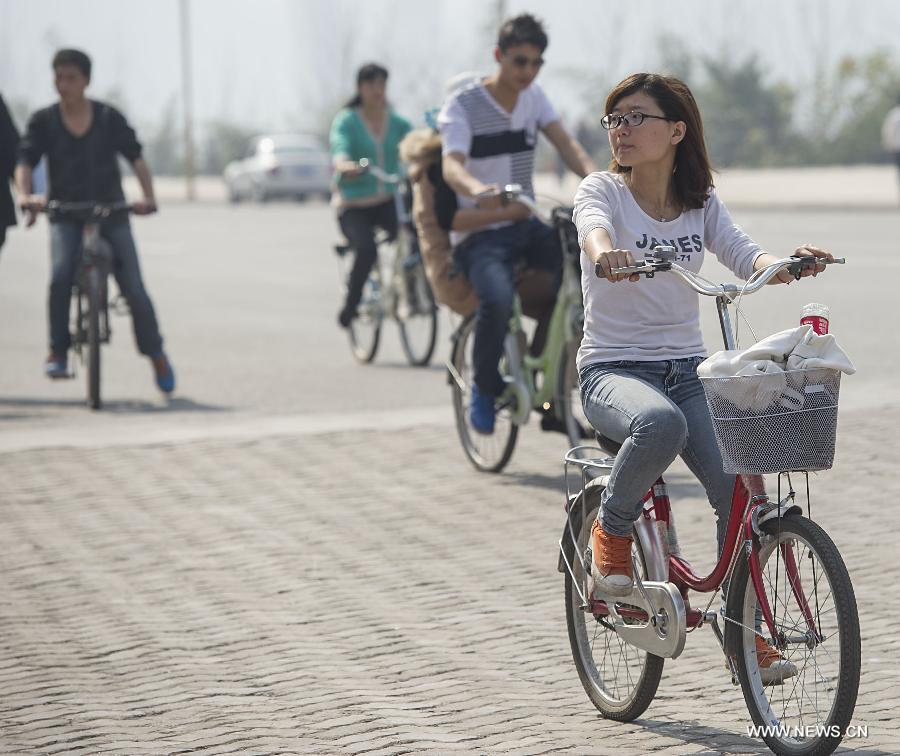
[143,95,182,176]
[694,54,801,167]
[202,119,257,175]
[657,33,694,84]
[806,50,900,164]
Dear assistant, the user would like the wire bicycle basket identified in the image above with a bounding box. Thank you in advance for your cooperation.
[700,368,842,474]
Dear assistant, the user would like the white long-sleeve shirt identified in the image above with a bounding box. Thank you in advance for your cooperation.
[573,171,765,368]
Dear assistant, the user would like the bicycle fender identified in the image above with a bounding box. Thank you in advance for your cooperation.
[557,484,668,583]
[557,483,604,574]
[757,502,803,529]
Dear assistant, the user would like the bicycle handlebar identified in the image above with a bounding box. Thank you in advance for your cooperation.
[357,158,401,185]
[600,246,844,299]
[42,200,134,218]
[496,183,558,225]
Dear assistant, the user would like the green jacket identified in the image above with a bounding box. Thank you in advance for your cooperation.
[329,107,412,201]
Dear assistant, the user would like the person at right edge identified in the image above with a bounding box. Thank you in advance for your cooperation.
[574,72,835,684]
[882,92,900,203]
[438,13,596,435]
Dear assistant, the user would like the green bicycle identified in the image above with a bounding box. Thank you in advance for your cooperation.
[448,186,589,473]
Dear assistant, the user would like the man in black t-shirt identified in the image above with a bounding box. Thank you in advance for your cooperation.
[15,49,174,392]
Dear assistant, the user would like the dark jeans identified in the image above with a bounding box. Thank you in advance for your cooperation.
[49,220,164,357]
[0,226,6,253]
[453,218,561,397]
[338,199,397,316]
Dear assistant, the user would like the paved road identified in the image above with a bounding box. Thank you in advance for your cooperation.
[0,202,897,753]
[0,202,896,437]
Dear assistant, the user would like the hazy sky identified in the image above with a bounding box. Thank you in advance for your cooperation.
[2,0,898,139]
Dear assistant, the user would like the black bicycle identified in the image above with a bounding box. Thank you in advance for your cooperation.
[43,200,132,409]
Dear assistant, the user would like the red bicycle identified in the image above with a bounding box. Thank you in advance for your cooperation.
[560,249,859,756]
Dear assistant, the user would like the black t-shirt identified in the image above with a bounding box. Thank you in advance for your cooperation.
[18,100,142,203]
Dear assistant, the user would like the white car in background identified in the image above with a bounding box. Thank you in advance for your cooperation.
[224,134,332,203]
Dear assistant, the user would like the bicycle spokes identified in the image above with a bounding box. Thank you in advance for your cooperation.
[737,521,858,749]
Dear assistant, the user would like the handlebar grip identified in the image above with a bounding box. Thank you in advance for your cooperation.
[791,255,845,265]
[599,263,654,278]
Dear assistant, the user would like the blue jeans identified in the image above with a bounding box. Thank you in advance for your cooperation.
[49,220,164,357]
[580,358,736,555]
[454,218,561,397]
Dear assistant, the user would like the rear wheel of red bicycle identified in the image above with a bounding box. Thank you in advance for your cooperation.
[564,487,664,720]
[725,516,860,756]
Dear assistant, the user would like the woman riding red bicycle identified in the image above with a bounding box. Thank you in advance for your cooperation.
[573,73,834,679]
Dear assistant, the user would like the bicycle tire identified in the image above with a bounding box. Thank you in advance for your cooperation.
[397,250,437,367]
[85,268,102,410]
[557,339,590,448]
[348,275,382,364]
[450,314,518,473]
[565,486,664,720]
[724,515,860,756]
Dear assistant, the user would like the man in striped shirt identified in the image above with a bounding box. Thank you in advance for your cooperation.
[439,13,595,434]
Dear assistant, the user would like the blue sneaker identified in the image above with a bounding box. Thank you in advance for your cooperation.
[44,354,69,379]
[151,353,176,394]
[469,384,496,434]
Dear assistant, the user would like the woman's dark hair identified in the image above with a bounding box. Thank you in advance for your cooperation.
[345,62,389,108]
[52,48,92,80]
[605,72,713,210]
[497,13,548,53]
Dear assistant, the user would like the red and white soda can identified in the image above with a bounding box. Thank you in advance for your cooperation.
[800,302,830,335]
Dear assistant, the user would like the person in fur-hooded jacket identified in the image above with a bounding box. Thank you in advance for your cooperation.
[399,127,556,321]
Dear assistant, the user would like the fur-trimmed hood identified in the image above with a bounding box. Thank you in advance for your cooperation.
[399,128,442,180]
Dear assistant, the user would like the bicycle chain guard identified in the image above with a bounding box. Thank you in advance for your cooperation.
[600,578,687,659]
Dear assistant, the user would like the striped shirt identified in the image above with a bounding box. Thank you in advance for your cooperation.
[438,79,559,244]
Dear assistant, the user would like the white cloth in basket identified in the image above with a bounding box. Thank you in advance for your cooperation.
[697,326,855,412]
[699,326,856,376]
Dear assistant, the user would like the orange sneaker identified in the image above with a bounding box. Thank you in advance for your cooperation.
[590,520,634,598]
[756,635,798,685]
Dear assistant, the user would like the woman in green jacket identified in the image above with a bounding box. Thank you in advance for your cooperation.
[330,63,412,328]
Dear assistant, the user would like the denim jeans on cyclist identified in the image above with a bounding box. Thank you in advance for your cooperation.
[580,358,736,557]
[338,199,397,317]
[453,217,561,398]
[49,219,164,357]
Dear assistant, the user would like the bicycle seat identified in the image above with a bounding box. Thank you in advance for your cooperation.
[594,432,622,456]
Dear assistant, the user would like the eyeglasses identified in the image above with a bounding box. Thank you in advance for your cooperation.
[600,111,672,130]
[508,54,544,69]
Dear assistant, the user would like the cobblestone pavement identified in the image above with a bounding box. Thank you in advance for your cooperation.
[0,404,897,755]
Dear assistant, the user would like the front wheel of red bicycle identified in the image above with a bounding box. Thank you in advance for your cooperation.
[725,515,860,756]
